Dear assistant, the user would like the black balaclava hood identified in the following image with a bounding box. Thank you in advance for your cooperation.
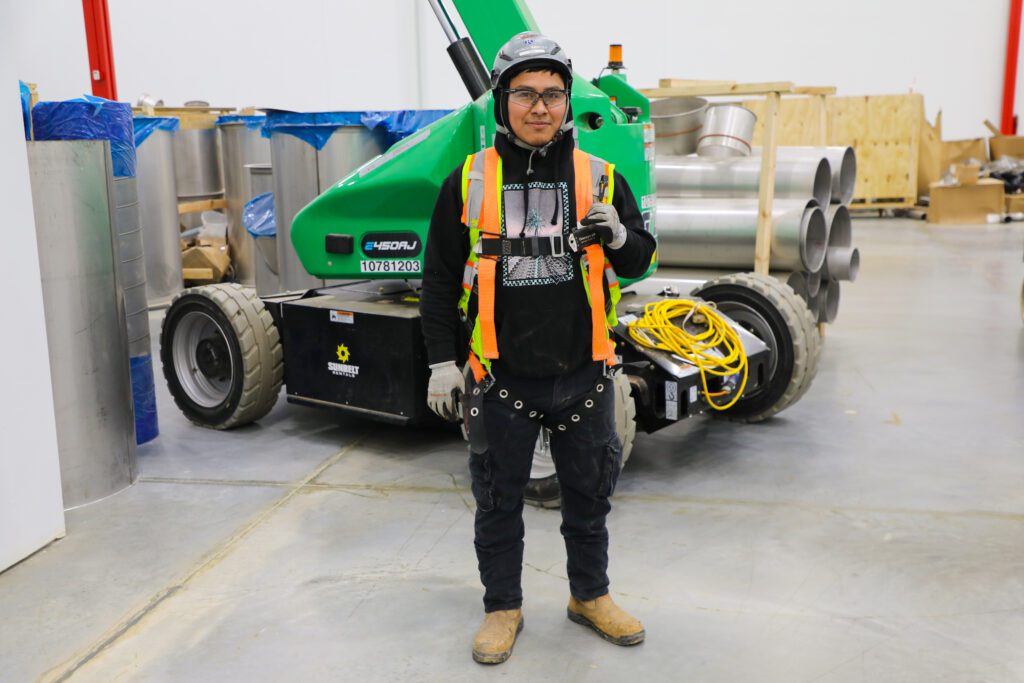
[493,59,575,175]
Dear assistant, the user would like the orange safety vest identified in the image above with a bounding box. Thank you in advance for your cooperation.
[458,146,622,378]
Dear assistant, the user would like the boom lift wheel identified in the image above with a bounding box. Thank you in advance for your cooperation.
[160,284,283,429]
[694,273,820,422]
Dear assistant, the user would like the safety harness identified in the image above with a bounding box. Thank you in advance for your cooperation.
[458,146,623,453]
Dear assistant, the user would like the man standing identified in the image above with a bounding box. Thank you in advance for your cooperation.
[420,32,656,665]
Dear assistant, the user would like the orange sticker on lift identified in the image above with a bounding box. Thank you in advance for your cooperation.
[330,310,354,324]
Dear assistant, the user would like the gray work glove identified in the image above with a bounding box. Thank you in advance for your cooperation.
[578,203,627,250]
[427,360,463,422]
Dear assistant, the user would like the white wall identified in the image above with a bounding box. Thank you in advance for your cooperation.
[13,0,1020,140]
[0,8,67,572]
[8,0,91,101]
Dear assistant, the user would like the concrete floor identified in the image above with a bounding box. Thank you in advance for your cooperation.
[2,217,1024,682]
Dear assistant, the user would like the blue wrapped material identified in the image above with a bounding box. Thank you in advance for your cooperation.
[32,96,136,177]
[133,116,180,147]
[130,354,159,444]
[261,110,364,150]
[216,114,266,130]
[19,81,31,140]
[361,109,452,146]
[262,109,451,150]
[243,192,276,237]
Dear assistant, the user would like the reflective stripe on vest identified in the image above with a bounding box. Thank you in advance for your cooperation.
[459,147,621,370]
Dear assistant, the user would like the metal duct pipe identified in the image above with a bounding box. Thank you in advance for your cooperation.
[650,97,708,156]
[784,271,810,302]
[755,146,857,204]
[656,155,832,209]
[826,204,852,247]
[814,280,841,323]
[135,126,183,307]
[655,198,828,272]
[219,118,271,285]
[246,163,280,297]
[806,268,822,298]
[112,177,151,359]
[825,246,860,282]
[27,140,137,508]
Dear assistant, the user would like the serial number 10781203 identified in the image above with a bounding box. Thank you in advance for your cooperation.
[359,259,421,274]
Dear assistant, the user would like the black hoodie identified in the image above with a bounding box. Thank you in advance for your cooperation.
[420,128,656,379]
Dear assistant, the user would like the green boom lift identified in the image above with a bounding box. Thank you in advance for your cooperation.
[159,0,819,460]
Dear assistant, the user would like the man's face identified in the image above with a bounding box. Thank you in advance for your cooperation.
[506,69,567,147]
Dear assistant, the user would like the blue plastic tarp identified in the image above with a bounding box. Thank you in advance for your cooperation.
[130,354,159,444]
[19,81,31,140]
[216,114,266,130]
[32,95,136,177]
[243,192,276,238]
[362,109,452,146]
[133,116,180,147]
[262,109,452,150]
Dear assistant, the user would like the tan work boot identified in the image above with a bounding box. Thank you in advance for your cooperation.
[567,594,645,646]
[472,609,524,664]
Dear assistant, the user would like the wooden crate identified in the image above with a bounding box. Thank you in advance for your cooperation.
[743,94,923,208]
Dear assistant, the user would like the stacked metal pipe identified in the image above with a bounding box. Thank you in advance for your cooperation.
[654,140,860,324]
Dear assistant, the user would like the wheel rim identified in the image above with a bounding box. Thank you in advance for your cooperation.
[711,301,780,389]
[172,310,235,408]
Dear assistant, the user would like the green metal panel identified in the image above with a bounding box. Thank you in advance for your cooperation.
[451,0,539,66]
[289,0,657,283]
[289,103,481,279]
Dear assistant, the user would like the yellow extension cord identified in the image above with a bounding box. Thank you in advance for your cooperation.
[626,299,748,411]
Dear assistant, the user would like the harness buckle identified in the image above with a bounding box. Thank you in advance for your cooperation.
[549,235,565,257]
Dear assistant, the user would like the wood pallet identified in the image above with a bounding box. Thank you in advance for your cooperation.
[742,94,923,207]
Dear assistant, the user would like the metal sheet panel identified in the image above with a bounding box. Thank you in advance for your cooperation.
[27,140,137,509]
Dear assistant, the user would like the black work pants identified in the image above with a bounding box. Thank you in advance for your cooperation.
[468,361,623,613]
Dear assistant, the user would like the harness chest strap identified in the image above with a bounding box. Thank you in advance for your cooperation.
[461,146,617,364]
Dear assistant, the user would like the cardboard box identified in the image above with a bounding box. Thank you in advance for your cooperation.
[989,135,1024,160]
[918,112,987,197]
[181,243,231,282]
[927,179,1005,224]
[954,163,980,185]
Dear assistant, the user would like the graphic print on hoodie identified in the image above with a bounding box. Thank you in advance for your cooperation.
[500,182,573,287]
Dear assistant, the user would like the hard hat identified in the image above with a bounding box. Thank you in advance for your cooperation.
[491,32,572,92]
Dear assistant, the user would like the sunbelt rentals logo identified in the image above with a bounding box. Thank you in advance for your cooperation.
[328,343,359,378]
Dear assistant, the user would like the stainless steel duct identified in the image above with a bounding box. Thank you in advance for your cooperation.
[135,126,183,307]
[755,146,857,204]
[173,126,223,198]
[784,271,810,302]
[655,198,828,272]
[111,176,151,359]
[268,123,387,293]
[650,97,708,156]
[826,204,852,248]
[27,141,137,508]
[656,155,832,209]
[825,246,860,282]
[246,163,280,296]
[813,280,841,323]
[698,104,756,158]
[219,119,271,285]
[806,268,822,298]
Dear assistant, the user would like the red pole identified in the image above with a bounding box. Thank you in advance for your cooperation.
[81,0,118,100]
[1001,0,1022,134]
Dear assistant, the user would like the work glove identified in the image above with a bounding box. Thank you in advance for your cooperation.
[577,203,627,250]
[427,360,464,422]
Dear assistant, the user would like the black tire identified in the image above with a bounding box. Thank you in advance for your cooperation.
[695,272,820,422]
[160,283,283,429]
